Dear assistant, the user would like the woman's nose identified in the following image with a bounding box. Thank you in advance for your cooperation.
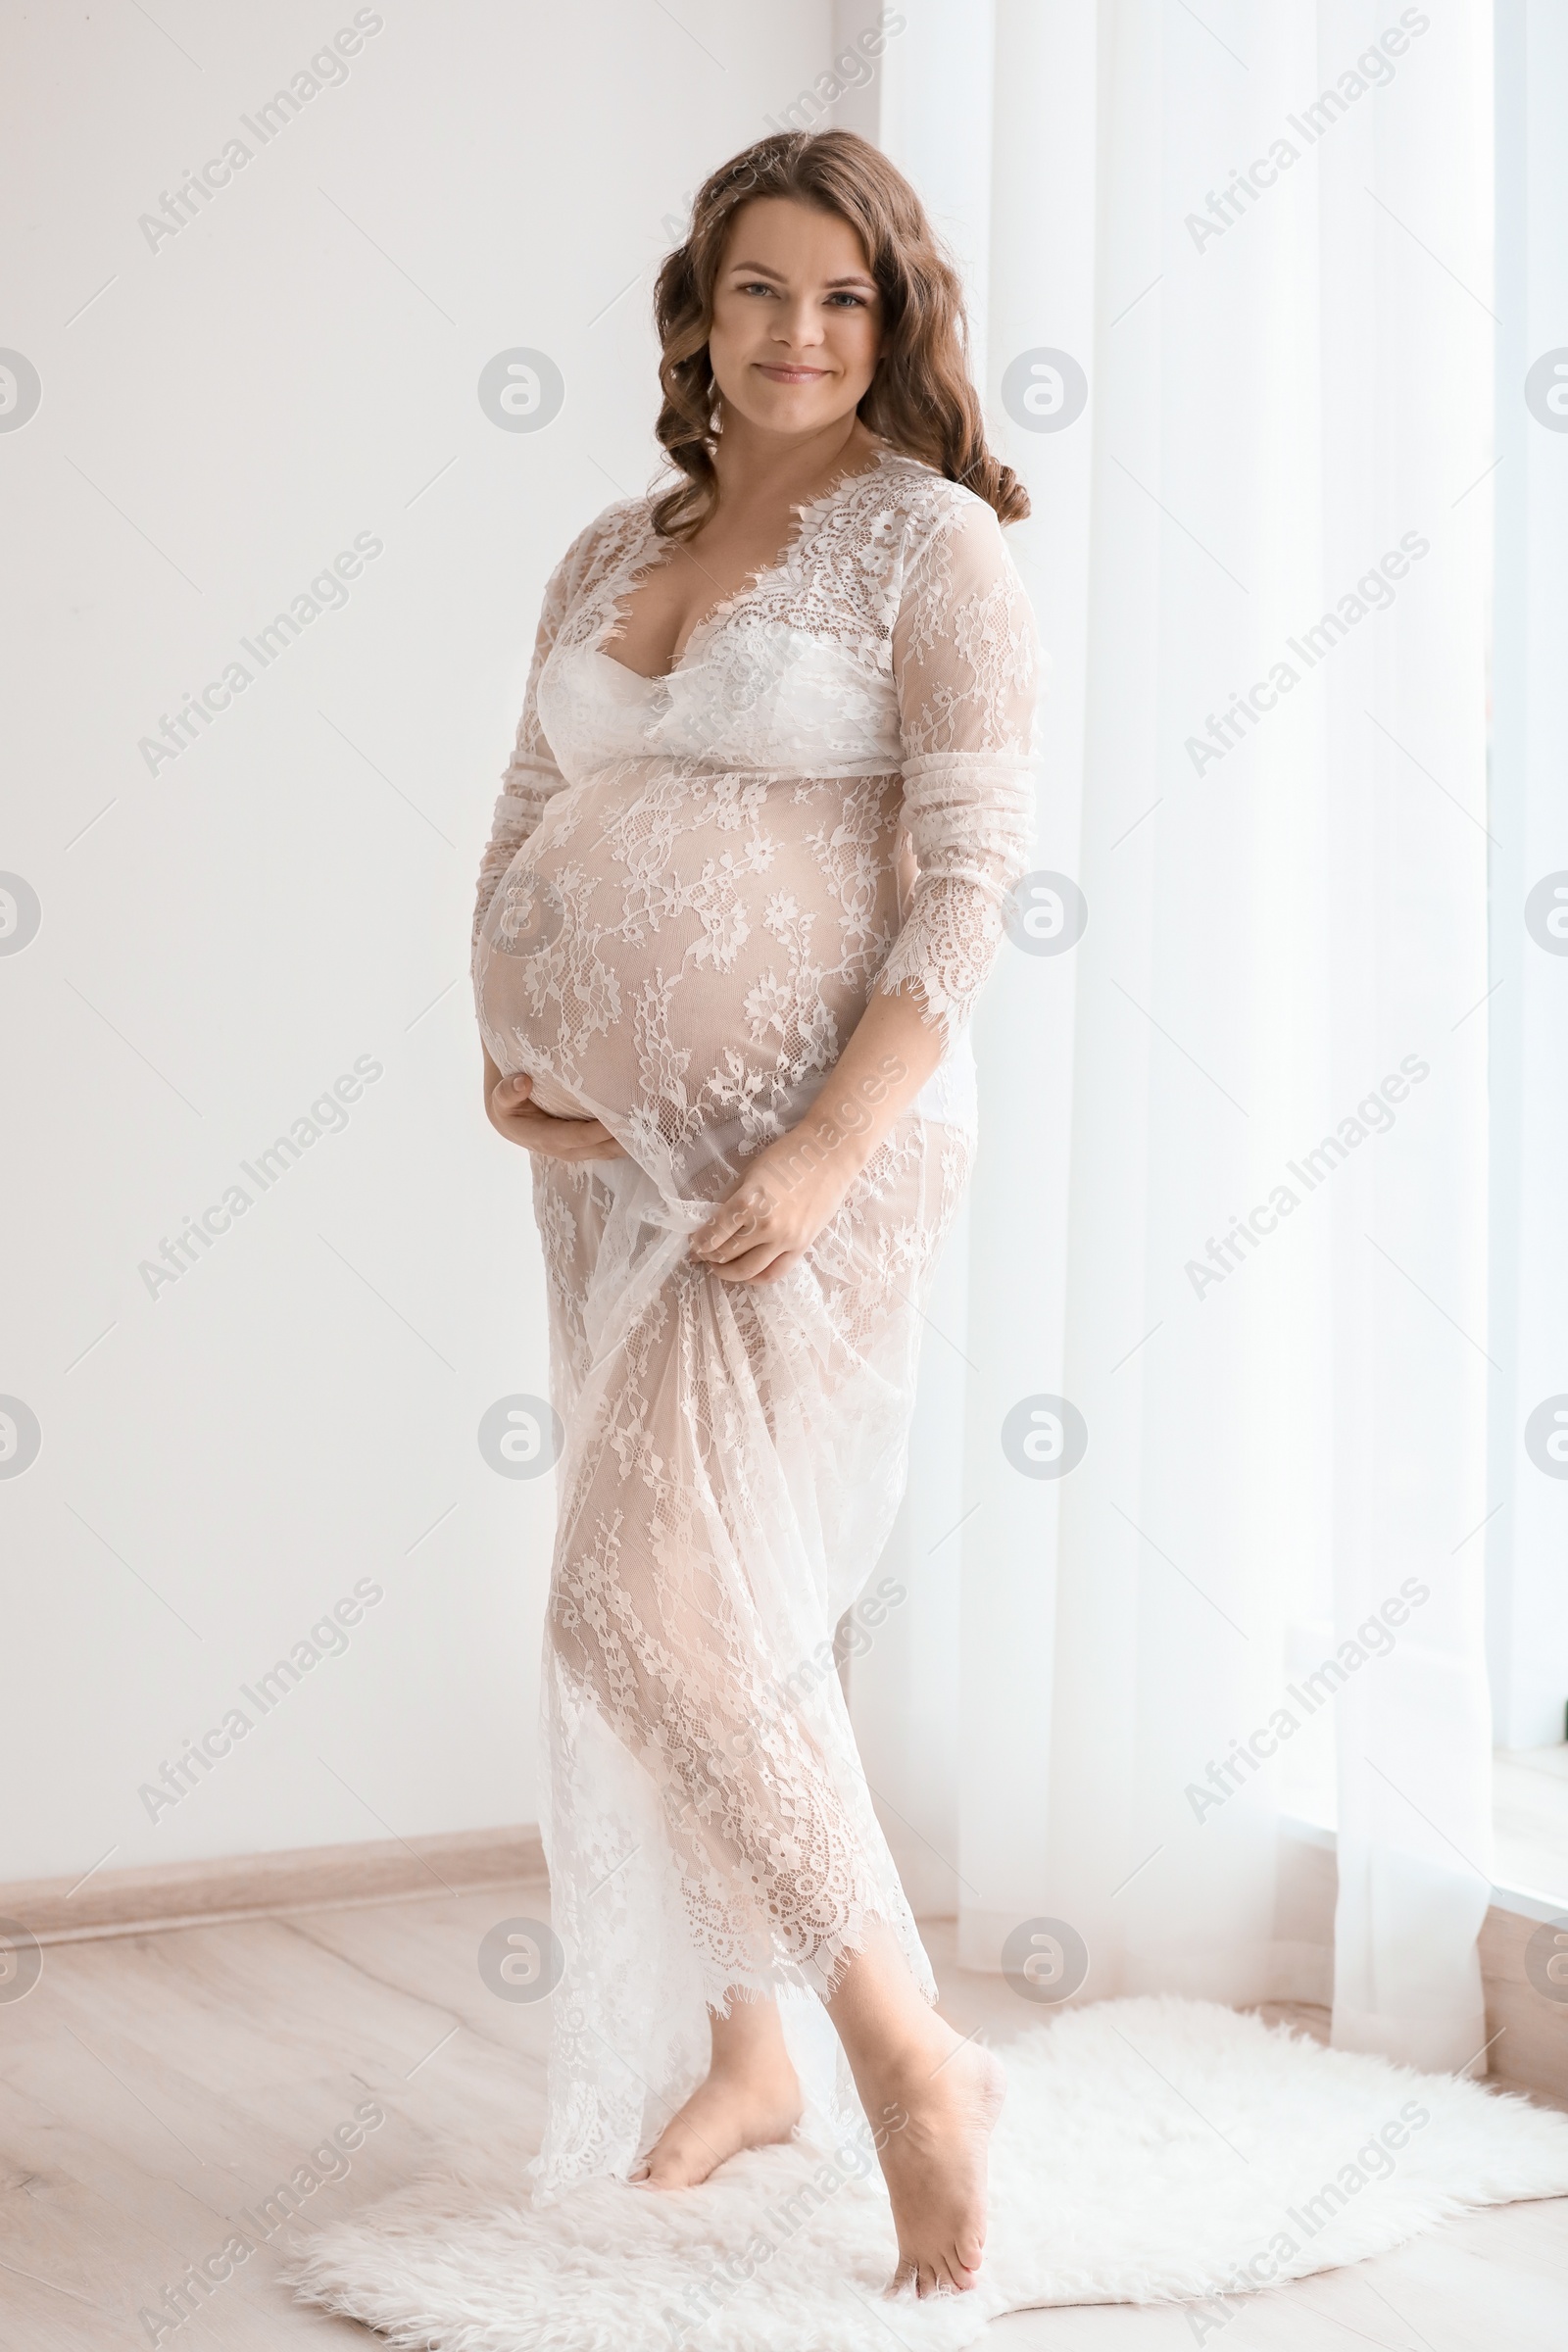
[773,299,824,348]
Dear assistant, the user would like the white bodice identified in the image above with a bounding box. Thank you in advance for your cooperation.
[540,630,906,784]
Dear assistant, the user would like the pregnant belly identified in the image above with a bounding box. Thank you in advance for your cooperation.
[472,760,904,1189]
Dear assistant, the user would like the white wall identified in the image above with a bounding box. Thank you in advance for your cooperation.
[0,0,841,1884]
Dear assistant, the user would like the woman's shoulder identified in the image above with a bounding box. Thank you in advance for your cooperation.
[865,447,999,515]
[851,451,1017,612]
[549,496,651,600]
[856,448,1009,561]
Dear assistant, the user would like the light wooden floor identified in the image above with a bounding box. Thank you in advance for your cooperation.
[4,1876,1565,2350]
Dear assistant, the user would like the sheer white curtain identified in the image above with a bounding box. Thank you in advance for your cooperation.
[851,0,1496,2071]
[1488,0,1568,1758]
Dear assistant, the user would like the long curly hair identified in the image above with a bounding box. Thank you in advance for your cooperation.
[651,129,1028,540]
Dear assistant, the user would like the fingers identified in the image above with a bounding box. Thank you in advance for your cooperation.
[537,1119,625,1159]
[700,1243,802,1285]
[688,1184,776,1263]
[488,1071,626,1159]
[688,1172,811,1279]
[488,1070,534,1129]
[747,1250,803,1285]
[533,1124,620,1152]
[691,1225,772,1270]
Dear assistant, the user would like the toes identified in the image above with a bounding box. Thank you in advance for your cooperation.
[892,2245,984,2298]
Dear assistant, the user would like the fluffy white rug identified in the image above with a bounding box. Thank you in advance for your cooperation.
[284,1996,1568,2350]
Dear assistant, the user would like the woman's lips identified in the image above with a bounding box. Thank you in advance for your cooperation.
[754,363,832,382]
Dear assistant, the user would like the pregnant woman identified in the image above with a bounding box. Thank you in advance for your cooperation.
[472,128,1041,2299]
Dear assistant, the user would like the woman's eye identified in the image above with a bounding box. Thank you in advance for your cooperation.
[827,292,869,309]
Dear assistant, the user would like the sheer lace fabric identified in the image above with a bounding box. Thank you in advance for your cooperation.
[471,448,1041,2195]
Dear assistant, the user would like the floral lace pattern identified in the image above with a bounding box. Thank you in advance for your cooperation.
[470,449,1042,2195]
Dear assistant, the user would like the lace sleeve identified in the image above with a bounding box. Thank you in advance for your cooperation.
[471,535,580,948]
[875,495,1042,1049]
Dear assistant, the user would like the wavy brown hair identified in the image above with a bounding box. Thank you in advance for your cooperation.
[651,130,1028,540]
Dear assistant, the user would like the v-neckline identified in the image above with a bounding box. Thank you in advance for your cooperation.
[595,444,896,685]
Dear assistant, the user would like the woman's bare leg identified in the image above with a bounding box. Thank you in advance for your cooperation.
[627,1932,1002,2298]
[631,1992,804,2188]
[825,1922,1005,2298]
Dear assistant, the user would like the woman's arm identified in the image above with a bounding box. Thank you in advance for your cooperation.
[687,984,942,1281]
[691,496,1041,1282]
[476,515,627,1163]
[472,525,590,953]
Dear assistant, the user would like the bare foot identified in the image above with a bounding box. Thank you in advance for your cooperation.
[630,2051,804,2189]
[868,2025,1006,2297]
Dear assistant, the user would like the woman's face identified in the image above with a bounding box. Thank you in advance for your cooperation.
[707,197,884,440]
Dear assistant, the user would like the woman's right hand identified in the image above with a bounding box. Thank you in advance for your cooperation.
[484,1059,627,1161]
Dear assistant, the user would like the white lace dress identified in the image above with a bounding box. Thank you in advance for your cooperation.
[471,446,1042,2197]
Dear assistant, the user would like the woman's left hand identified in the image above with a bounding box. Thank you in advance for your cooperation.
[686,984,949,1284]
[687,1124,860,1285]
